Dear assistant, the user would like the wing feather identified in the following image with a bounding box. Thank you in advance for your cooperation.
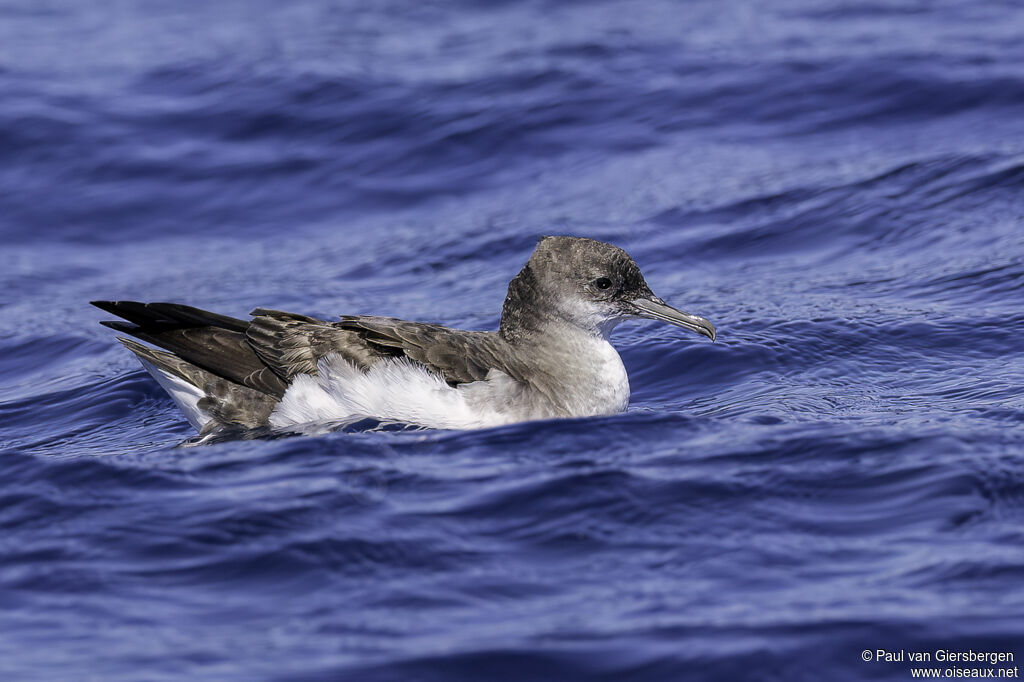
[96,302,523,401]
[246,312,517,387]
[336,316,519,386]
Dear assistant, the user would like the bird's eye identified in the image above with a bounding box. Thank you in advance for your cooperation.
[593,277,613,291]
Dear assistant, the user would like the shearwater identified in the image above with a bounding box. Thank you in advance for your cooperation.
[94,236,715,437]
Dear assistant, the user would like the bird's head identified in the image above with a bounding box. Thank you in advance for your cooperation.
[500,236,716,341]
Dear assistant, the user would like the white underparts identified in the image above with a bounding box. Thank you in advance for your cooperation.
[268,355,521,430]
[138,358,212,431]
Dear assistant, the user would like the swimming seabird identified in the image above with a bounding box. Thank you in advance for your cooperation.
[93,236,715,436]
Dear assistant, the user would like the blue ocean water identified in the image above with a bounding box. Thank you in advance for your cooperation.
[2,0,1024,679]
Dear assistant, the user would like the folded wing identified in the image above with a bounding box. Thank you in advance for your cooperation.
[93,301,523,431]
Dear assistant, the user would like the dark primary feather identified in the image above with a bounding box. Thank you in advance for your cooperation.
[94,301,288,397]
[93,300,249,333]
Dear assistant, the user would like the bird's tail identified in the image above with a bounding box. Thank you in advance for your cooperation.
[93,301,280,434]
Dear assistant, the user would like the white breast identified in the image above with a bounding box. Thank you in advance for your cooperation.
[547,331,631,417]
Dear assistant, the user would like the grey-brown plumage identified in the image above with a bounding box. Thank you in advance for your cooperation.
[94,236,716,436]
[114,338,277,429]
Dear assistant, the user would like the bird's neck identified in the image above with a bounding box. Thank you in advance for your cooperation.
[499,262,548,342]
[520,320,630,417]
[498,296,631,418]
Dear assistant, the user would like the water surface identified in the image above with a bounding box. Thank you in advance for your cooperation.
[2,1,1023,680]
